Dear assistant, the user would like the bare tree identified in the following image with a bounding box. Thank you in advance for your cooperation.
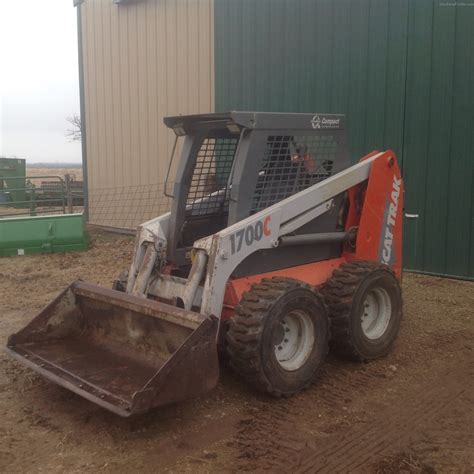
[66,113,82,142]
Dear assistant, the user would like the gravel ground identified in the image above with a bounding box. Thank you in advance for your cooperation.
[0,230,472,473]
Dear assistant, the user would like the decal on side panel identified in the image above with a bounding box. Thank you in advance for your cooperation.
[379,175,402,266]
[230,216,272,255]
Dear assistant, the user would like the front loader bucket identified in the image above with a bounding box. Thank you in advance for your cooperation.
[6,281,219,417]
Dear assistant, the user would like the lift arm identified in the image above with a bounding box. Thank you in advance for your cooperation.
[193,151,386,319]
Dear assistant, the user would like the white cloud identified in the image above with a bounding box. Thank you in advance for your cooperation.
[0,0,81,163]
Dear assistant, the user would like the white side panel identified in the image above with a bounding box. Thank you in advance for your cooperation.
[196,154,382,318]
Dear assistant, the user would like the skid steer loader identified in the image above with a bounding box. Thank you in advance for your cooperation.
[6,112,404,416]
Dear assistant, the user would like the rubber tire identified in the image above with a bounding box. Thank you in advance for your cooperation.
[226,277,329,398]
[321,260,402,361]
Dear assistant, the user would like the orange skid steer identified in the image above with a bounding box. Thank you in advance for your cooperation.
[6,112,404,416]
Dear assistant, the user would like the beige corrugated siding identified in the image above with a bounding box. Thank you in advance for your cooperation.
[80,0,214,228]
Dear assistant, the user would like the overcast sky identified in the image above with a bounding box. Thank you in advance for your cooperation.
[0,0,81,163]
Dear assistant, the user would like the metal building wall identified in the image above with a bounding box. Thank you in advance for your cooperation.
[403,1,473,279]
[215,0,473,279]
[215,0,409,161]
[79,0,214,227]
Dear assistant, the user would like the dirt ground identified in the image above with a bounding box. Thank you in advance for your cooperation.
[0,231,473,473]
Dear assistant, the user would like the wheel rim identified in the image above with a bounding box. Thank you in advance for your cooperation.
[360,288,392,340]
[274,310,315,371]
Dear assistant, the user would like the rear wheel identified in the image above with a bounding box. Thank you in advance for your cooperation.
[226,277,329,397]
[321,260,402,360]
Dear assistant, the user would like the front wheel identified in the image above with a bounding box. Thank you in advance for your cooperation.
[226,277,329,397]
[321,260,402,361]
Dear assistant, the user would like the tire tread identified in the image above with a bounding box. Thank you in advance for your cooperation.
[226,277,328,398]
[321,260,399,361]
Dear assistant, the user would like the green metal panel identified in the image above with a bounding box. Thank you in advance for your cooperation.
[0,214,89,257]
[215,0,473,279]
[215,0,408,160]
[0,158,26,205]
[403,0,474,279]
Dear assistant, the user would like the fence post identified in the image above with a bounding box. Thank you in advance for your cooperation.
[65,174,73,214]
[29,185,36,216]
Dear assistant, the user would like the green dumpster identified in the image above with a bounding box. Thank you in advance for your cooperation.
[0,213,88,257]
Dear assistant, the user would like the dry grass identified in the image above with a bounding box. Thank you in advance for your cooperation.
[26,167,83,181]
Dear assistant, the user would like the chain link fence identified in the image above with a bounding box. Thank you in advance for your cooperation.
[88,182,172,230]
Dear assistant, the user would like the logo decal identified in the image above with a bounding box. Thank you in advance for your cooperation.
[230,216,272,255]
[311,115,341,130]
[311,115,322,129]
[380,175,402,265]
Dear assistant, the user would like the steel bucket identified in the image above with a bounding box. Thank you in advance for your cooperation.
[6,281,219,417]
